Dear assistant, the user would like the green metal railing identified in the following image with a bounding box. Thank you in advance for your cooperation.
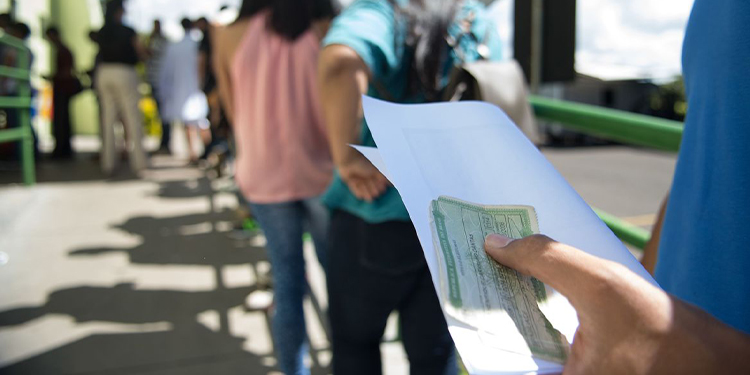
[530,95,684,249]
[0,32,35,185]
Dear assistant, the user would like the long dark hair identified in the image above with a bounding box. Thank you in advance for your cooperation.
[237,0,335,41]
[393,0,460,101]
[237,0,270,20]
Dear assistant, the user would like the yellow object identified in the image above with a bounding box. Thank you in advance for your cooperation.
[139,96,162,137]
[39,84,53,121]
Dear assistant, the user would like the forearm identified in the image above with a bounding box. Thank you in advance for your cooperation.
[212,43,233,125]
[485,233,750,374]
[705,317,750,371]
[658,297,750,373]
[318,45,369,166]
[642,195,668,274]
[198,52,207,89]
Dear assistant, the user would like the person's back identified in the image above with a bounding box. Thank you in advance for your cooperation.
[159,35,202,122]
[655,0,750,334]
[213,3,333,374]
[158,18,209,163]
[98,22,138,66]
[230,10,332,203]
[94,0,147,173]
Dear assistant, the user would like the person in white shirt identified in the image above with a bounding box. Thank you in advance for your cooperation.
[158,18,209,164]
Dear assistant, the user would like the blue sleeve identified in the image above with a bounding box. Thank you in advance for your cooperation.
[322,0,399,80]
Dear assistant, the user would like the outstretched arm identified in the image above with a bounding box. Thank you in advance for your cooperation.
[318,44,388,201]
[641,195,668,274]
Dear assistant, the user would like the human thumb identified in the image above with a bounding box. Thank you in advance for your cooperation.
[485,233,609,304]
[484,233,527,273]
[485,233,514,249]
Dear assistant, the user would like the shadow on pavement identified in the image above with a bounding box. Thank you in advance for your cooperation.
[0,153,107,185]
[0,176,332,374]
[0,152,197,186]
[153,177,215,200]
[68,210,265,267]
[0,284,265,375]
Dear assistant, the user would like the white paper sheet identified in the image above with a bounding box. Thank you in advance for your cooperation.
[356,96,658,374]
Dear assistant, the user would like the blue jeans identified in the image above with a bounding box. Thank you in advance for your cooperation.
[248,198,328,375]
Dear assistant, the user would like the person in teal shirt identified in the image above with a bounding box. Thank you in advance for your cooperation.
[318,0,502,373]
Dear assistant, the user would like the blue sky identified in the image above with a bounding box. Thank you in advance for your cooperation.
[123,0,694,81]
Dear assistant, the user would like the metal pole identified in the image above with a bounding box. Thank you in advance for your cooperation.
[18,42,35,185]
[530,0,544,94]
[594,208,650,250]
[529,95,684,152]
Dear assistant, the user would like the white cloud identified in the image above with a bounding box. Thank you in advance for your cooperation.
[489,0,693,80]
[576,0,694,80]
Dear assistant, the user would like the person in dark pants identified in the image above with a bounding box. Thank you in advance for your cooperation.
[45,27,77,159]
[146,20,169,153]
[195,17,220,160]
[327,210,456,374]
[318,0,502,373]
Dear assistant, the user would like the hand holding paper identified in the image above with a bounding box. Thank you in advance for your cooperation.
[430,197,569,364]
[356,96,657,374]
[482,233,736,375]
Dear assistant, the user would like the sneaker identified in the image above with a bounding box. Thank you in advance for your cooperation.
[245,290,274,311]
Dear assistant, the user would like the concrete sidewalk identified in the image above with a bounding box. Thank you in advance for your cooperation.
[0,135,676,375]
[0,148,408,374]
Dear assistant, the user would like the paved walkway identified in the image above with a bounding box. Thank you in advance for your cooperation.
[0,144,408,374]
[0,135,676,375]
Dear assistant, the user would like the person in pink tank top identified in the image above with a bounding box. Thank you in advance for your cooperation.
[213,1,335,374]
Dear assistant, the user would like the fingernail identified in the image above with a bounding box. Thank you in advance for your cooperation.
[485,233,512,248]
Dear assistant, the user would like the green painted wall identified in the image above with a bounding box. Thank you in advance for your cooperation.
[51,0,102,135]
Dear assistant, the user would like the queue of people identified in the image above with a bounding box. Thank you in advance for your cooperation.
[32,0,219,173]
[223,0,750,374]
[30,0,750,374]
